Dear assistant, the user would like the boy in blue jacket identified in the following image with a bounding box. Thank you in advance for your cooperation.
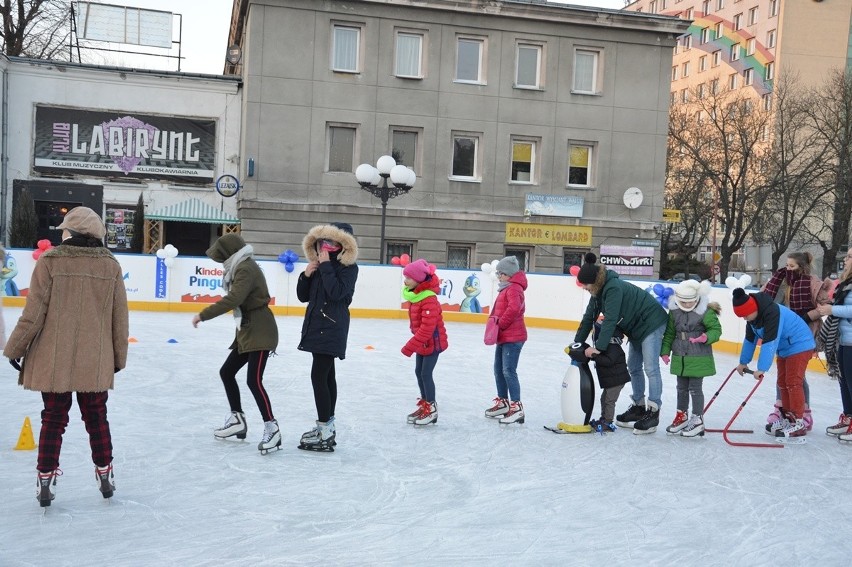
[732,288,815,439]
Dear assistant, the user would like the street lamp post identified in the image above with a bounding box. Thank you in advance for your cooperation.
[355,155,416,263]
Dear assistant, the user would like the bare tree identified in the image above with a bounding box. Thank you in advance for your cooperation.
[756,73,833,269]
[1,0,71,59]
[801,70,852,277]
[668,85,775,280]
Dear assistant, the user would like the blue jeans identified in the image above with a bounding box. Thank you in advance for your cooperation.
[415,352,440,403]
[494,341,524,401]
[626,324,665,409]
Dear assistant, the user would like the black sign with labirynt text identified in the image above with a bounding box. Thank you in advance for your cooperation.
[33,105,216,184]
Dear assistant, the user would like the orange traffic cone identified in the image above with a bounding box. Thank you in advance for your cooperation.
[14,416,37,450]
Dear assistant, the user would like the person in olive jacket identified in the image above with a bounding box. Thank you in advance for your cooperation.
[192,233,280,454]
[574,253,668,434]
[5,206,128,507]
[296,222,359,451]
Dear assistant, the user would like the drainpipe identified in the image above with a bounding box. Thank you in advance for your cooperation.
[1,67,7,246]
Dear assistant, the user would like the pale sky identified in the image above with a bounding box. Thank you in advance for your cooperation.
[96,1,626,75]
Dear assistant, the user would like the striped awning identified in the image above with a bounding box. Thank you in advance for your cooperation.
[147,198,240,224]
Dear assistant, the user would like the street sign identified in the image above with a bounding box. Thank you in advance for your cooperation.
[662,208,681,223]
[631,239,660,248]
[713,251,721,262]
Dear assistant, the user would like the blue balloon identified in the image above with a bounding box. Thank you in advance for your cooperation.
[663,287,675,297]
[652,283,664,296]
[277,252,288,264]
[284,262,294,273]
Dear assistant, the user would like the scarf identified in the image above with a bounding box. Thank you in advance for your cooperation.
[821,280,852,378]
[763,269,814,314]
[498,281,511,291]
[402,286,436,303]
[222,244,254,327]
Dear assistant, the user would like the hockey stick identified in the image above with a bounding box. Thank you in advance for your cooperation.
[704,367,754,434]
[722,369,784,449]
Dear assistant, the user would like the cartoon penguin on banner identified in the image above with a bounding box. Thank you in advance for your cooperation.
[544,343,595,433]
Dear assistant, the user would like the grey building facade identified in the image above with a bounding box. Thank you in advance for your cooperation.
[228,0,687,273]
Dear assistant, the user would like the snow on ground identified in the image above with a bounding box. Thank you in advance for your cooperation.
[0,308,850,566]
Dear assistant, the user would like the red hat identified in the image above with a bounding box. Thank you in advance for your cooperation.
[403,259,433,283]
[732,288,758,318]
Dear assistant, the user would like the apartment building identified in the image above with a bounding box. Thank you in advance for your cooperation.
[227,0,687,273]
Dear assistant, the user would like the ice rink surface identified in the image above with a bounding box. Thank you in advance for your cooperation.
[1,308,850,566]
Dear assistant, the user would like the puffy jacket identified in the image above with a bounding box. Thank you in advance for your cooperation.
[4,244,129,393]
[491,271,527,344]
[297,224,359,359]
[829,280,852,346]
[739,291,815,372]
[401,277,448,357]
[575,270,668,350]
[661,298,721,378]
[199,234,278,353]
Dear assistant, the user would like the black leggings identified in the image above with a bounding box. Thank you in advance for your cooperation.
[220,349,274,422]
[310,353,337,422]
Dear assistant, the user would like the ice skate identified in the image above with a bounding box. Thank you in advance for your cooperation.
[765,409,789,436]
[589,417,616,435]
[485,397,510,418]
[665,410,688,434]
[803,408,813,432]
[37,469,61,508]
[775,413,806,444]
[407,399,427,424]
[298,420,335,452]
[95,464,115,499]
[499,401,524,424]
[766,403,782,425]
[258,419,282,454]
[826,413,852,436]
[680,414,705,438]
[615,402,646,428]
[214,411,247,440]
[414,401,437,426]
[633,402,659,435]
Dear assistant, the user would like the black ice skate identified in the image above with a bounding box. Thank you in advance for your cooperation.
[258,420,282,455]
[37,469,61,508]
[298,420,335,452]
[95,464,115,499]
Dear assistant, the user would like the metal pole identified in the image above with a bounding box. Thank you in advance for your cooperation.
[712,186,718,283]
[379,178,389,264]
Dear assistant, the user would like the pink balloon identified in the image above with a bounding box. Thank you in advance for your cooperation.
[569,265,580,277]
[32,249,44,260]
[575,278,584,287]
[38,239,52,250]
[400,254,410,265]
[391,256,401,265]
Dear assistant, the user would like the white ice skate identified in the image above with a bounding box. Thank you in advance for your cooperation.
[214,411,247,440]
[298,420,335,452]
[258,420,282,454]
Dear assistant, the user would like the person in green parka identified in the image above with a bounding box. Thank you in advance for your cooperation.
[660,279,722,438]
[192,233,281,454]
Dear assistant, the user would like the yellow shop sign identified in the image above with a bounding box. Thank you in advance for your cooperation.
[505,223,592,246]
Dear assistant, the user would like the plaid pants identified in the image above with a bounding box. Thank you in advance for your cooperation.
[38,391,112,473]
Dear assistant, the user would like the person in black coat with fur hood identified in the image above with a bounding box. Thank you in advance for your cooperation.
[296,222,359,451]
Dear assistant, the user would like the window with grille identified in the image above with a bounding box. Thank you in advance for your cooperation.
[563,250,584,274]
[386,242,413,265]
[504,248,530,272]
[447,245,472,269]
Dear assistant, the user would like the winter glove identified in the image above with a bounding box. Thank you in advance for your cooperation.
[661,354,670,365]
[688,333,707,344]
[9,358,22,371]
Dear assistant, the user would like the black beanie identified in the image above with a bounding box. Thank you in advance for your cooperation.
[331,222,354,236]
[577,253,600,284]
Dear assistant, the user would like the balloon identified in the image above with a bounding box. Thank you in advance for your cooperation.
[400,254,410,265]
[32,249,43,260]
[652,283,664,296]
[164,244,178,258]
[725,276,739,289]
[569,265,580,277]
[491,259,499,270]
[163,257,175,268]
[739,274,752,288]
[156,248,167,259]
[286,250,299,262]
[284,262,294,273]
[391,256,401,265]
[37,239,52,250]
[481,262,493,273]
[663,287,674,297]
[575,277,584,287]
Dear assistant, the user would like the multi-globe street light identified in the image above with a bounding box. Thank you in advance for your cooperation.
[355,155,416,263]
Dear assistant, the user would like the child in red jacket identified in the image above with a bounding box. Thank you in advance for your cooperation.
[401,259,448,425]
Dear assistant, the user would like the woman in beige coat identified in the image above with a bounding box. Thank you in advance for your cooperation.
[4,206,128,507]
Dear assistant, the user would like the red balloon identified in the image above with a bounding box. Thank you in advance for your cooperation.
[400,254,410,266]
[37,239,52,251]
[391,256,401,265]
[575,278,584,287]
[32,249,44,260]
[569,265,580,277]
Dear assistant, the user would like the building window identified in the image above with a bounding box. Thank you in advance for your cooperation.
[451,132,481,180]
[504,248,530,272]
[683,35,692,50]
[681,88,689,102]
[510,138,538,183]
[563,250,584,274]
[699,55,707,72]
[386,242,413,265]
[712,50,721,67]
[649,0,657,13]
[730,43,740,61]
[765,62,774,81]
[447,244,473,269]
[327,125,356,172]
[682,61,690,77]
[700,27,710,44]
[767,29,776,48]
[391,128,420,173]
[698,82,706,99]
[567,142,594,187]
[745,38,755,56]
[769,0,778,17]
[672,65,678,81]
[714,22,723,39]
[395,32,423,78]
[701,0,710,15]
[716,0,724,10]
[670,91,676,105]
[332,25,360,73]
[762,92,772,110]
[456,37,484,83]
[744,68,753,86]
[685,7,693,19]
[711,78,719,94]
[748,7,758,25]
[516,43,542,88]
[729,73,738,90]
[733,13,742,30]
[573,48,600,94]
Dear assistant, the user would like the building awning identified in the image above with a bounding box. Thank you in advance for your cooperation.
[147,198,240,224]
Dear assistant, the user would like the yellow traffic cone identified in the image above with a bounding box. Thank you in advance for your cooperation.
[14,416,37,450]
